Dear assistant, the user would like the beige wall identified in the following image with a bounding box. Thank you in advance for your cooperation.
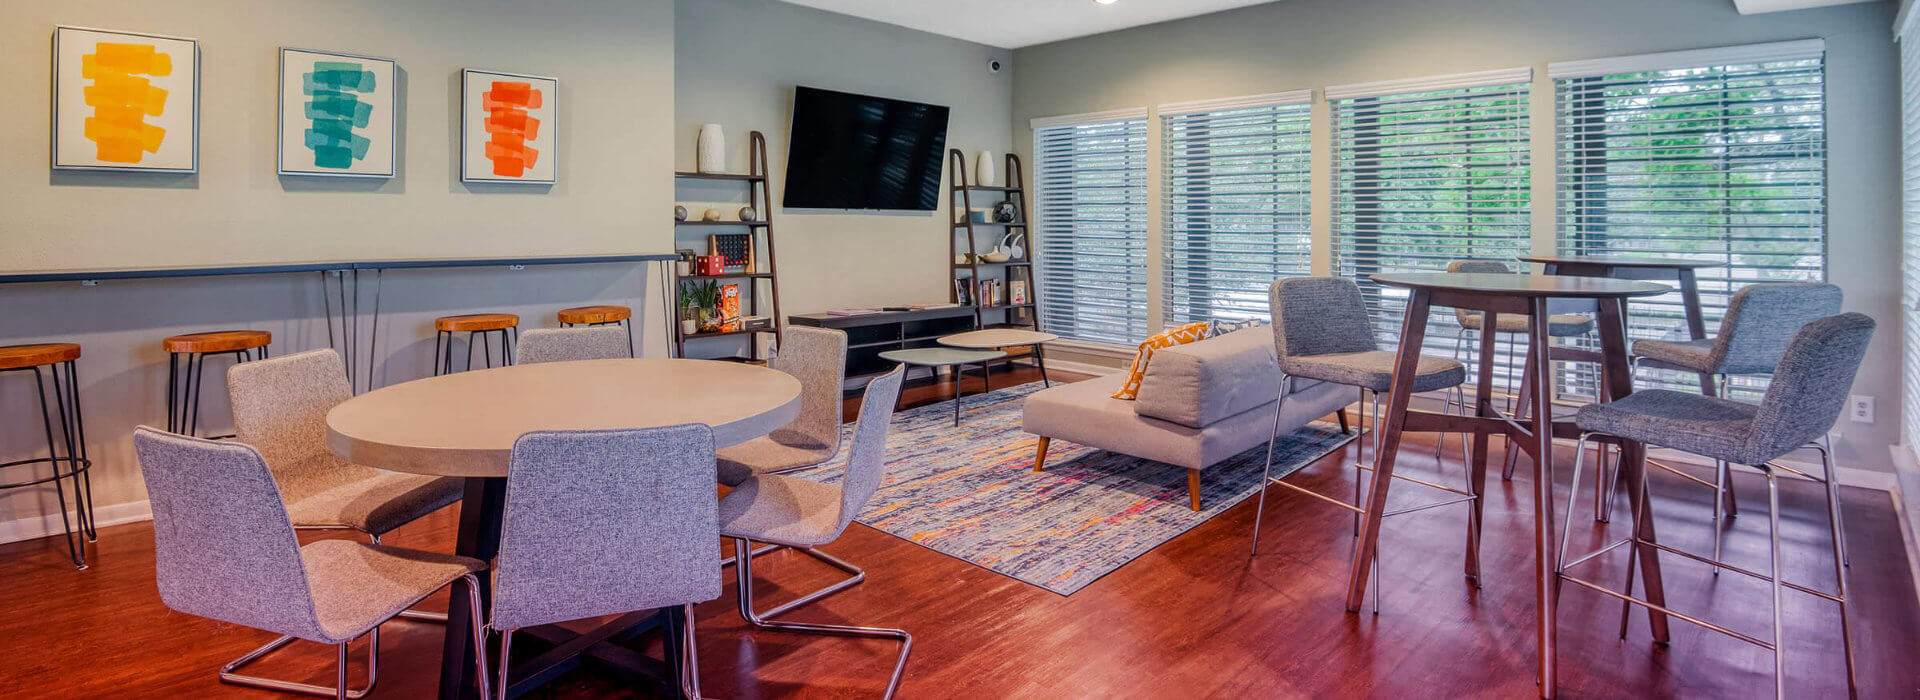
[1012,0,1904,472]
[0,0,676,536]
[675,0,1014,320]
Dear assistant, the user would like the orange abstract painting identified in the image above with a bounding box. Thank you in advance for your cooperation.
[482,81,541,177]
[80,42,171,163]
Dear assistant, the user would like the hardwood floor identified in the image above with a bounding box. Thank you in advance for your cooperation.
[2,366,1916,698]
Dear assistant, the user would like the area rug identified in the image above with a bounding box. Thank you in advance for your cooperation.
[795,381,1354,595]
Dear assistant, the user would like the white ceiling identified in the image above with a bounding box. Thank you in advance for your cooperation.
[1732,0,1879,13]
[776,0,1286,49]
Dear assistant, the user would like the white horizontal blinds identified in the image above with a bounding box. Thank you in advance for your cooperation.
[1553,41,1826,400]
[1902,29,1920,448]
[1329,70,1533,368]
[1161,92,1314,326]
[1033,111,1151,346]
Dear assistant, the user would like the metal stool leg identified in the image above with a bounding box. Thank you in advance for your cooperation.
[28,366,85,569]
[1765,468,1786,698]
[1249,376,1293,558]
[1816,440,1859,694]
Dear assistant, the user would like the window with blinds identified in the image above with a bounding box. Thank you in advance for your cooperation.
[1901,30,1920,449]
[1552,41,1827,400]
[1329,70,1533,373]
[1161,93,1313,326]
[1032,112,1151,346]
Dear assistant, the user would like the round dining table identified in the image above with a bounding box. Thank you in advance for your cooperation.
[326,358,802,700]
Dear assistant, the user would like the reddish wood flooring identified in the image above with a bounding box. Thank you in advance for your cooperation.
[2,367,1916,698]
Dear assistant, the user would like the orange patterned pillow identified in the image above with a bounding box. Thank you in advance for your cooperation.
[1111,322,1212,400]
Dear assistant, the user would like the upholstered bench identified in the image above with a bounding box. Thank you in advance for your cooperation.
[1022,326,1351,510]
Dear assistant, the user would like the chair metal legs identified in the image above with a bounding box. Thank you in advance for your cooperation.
[220,574,487,700]
[731,538,910,698]
[1556,434,1856,699]
[720,542,867,619]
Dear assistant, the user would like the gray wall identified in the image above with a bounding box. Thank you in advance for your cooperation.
[675,0,1014,319]
[0,0,675,533]
[1012,0,1904,472]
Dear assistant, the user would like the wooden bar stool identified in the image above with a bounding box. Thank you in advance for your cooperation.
[164,330,271,439]
[557,304,634,357]
[1,343,94,569]
[434,313,518,375]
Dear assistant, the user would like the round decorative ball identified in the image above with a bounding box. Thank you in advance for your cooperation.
[702,208,722,222]
[738,206,758,222]
[674,205,689,222]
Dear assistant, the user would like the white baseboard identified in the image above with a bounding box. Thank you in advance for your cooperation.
[1888,444,1920,610]
[0,500,152,546]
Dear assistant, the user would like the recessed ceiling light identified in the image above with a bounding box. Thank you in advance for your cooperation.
[1094,0,1118,5]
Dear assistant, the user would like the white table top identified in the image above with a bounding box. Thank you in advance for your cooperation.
[879,347,1006,367]
[326,359,801,477]
[937,328,1059,349]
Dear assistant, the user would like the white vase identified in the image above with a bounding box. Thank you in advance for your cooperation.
[975,150,997,187]
[697,124,726,174]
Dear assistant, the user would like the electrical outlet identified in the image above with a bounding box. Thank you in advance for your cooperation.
[1849,395,1874,424]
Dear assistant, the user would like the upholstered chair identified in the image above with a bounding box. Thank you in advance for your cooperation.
[227,349,463,541]
[716,326,849,487]
[488,425,721,700]
[132,427,489,699]
[1629,282,1843,555]
[1250,278,1473,603]
[512,326,630,365]
[718,364,911,698]
[1562,312,1872,698]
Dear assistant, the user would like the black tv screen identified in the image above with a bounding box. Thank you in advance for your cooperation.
[784,86,951,211]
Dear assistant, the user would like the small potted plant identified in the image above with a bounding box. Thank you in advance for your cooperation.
[680,279,722,334]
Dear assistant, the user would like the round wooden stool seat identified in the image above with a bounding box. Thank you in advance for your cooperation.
[0,343,82,370]
[162,330,273,354]
[557,305,631,325]
[436,313,520,332]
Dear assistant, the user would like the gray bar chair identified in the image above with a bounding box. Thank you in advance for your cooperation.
[1249,278,1475,607]
[132,427,489,699]
[1444,259,1595,412]
[512,326,631,364]
[718,364,911,698]
[1557,312,1871,698]
[229,349,464,621]
[1628,282,1842,562]
[488,425,721,700]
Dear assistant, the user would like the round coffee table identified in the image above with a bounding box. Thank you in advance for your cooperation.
[937,328,1059,387]
[324,357,801,698]
[879,347,1006,425]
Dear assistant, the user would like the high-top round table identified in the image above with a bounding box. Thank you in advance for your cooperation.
[326,358,801,699]
[1362,273,1671,699]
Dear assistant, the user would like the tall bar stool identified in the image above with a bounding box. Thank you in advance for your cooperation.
[1,343,94,569]
[556,304,634,357]
[1629,282,1842,563]
[164,330,271,438]
[434,314,518,375]
[1557,313,1872,698]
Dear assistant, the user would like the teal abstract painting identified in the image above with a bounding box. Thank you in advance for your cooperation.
[278,49,397,177]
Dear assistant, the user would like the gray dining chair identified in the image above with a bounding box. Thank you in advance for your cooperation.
[1560,312,1872,699]
[512,326,630,365]
[228,349,463,541]
[488,425,721,700]
[1250,278,1473,605]
[1628,282,1843,559]
[1445,260,1595,407]
[718,364,911,699]
[716,326,848,487]
[132,426,489,699]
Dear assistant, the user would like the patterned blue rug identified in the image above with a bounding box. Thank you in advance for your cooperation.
[797,381,1355,595]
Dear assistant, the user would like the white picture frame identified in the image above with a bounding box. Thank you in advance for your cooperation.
[52,26,200,173]
[277,48,398,178]
[460,68,558,184]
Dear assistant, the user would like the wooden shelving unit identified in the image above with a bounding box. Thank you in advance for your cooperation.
[947,149,1040,333]
[672,130,782,361]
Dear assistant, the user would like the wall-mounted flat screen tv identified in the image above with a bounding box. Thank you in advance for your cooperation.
[783,86,951,212]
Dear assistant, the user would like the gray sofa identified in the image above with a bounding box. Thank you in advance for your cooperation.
[1022,326,1352,510]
